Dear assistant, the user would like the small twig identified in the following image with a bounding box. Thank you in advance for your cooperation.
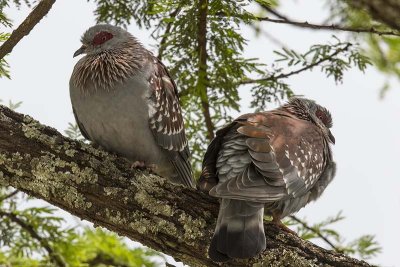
[178,88,189,98]
[0,210,66,267]
[258,3,290,21]
[256,4,400,36]
[157,6,182,61]
[290,215,340,252]
[0,0,56,60]
[0,189,19,202]
[249,23,290,49]
[254,16,400,37]
[217,4,400,37]
[255,2,400,37]
[239,43,351,85]
[85,252,129,267]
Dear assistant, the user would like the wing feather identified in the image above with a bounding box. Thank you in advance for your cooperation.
[72,107,90,140]
[202,111,332,207]
[147,55,194,188]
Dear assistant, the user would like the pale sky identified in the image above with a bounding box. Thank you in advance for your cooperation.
[1,1,399,266]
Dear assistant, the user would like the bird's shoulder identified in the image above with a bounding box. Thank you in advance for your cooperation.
[251,111,325,152]
[142,53,178,93]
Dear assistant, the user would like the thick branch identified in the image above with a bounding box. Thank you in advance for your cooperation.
[0,105,371,267]
[0,210,66,267]
[0,0,56,60]
[240,43,351,85]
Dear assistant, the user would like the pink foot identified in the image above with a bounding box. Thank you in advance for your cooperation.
[272,213,297,236]
[131,161,146,168]
[131,161,157,172]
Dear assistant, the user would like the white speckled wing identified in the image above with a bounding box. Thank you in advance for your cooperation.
[147,55,194,188]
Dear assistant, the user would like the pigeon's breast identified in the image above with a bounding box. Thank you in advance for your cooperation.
[69,73,171,170]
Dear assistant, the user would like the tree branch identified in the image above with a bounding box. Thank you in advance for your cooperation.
[84,252,129,267]
[0,210,66,267]
[239,43,352,85]
[258,3,290,21]
[157,6,182,61]
[254,16,400,37]
[0,105,371,266]
[0,0,56,60]
[0,189,19,202]
[251,3,400,38]
[217,4,400,37]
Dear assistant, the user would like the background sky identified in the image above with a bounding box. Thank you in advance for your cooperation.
[1,1,399,266]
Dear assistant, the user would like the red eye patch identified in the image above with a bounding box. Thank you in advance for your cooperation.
[92,31,113,46]
[315,109,332,127]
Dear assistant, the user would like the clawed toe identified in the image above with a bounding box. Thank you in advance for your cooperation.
[131,161,146,169]
[272,214,297,236]
[131,161,158,172]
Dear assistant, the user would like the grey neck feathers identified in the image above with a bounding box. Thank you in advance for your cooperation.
[71,38,146,94]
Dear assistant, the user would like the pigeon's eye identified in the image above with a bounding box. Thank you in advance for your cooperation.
[315,109,332,128]
[92,31,113,46]
[316,109,325,120]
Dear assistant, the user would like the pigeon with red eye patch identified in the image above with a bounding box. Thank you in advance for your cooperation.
[70,24,194,188]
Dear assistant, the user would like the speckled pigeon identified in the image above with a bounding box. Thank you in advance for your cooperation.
[69,24,194,188]
[198,97,336,261]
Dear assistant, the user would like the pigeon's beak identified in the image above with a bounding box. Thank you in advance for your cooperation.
[328,130,335,144]
[73,45,87,58]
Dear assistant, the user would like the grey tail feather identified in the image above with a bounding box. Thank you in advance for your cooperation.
[209,199,266,262]
[171,155,194,188]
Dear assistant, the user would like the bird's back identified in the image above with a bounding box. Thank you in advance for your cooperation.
[200,110,332,214]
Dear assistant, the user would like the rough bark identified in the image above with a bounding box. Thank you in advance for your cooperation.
[0,105,371,267]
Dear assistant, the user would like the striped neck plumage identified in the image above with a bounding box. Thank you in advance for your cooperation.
[71,38,145,94]
[281,100,312,122]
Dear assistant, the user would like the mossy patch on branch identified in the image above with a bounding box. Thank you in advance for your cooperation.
[178,213,206,242]
[254,248,318,267]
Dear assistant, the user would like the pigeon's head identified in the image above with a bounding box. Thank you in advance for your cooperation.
[73,24,135,57]
[286,97,335,144]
